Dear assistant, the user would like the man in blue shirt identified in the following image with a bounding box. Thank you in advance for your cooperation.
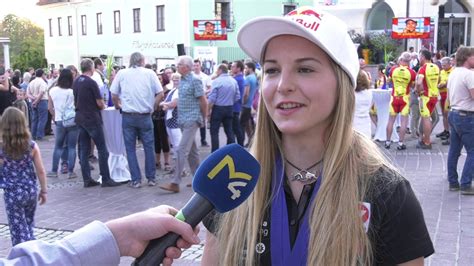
[159,56,207,193]
[208,64,240,152]
[241,62,258,146]
[231,60,245,146]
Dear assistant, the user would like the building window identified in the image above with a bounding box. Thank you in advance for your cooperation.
[133,8,141,33]
[67,16,73,36]
[48,18,53,37]
[114,10,121,33]
[215,0,232,29]
[283,3,297,15]
[57,17,62,36]
[97,12,103,35]
[156,5,165,31]
[81,15,87,35]
[114,56,123,67]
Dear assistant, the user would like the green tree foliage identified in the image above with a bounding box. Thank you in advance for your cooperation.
[368,31,403,64]
[0,14,46,71]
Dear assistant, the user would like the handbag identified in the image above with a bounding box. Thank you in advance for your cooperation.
[61,94,76,127]
[164,89,178,128]
[165,108,178,128]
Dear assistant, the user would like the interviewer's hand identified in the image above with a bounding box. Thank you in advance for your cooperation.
[105,205,200,265]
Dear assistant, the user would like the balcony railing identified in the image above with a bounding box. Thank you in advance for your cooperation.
[37,0,70,6]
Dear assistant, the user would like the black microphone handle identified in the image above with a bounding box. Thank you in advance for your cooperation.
[132,194,214,266]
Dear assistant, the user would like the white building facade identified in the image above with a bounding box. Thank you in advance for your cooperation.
[40,0,189,69]
[39,0,474,68]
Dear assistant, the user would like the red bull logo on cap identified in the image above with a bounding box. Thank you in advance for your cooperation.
[286,7,323,32]
[286,7,323,21]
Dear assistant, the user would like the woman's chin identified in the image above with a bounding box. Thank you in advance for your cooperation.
[276,123,304,135]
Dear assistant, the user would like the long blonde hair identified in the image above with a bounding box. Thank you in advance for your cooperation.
[216,59,396,265]
[1,107,31,160]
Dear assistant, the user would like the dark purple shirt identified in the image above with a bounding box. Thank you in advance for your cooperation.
[73,75,103,127]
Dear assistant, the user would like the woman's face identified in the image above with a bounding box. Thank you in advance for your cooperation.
[405,20,417,32]
[172,78,180,87]
[262,35,337,136]
[16,90,25,100]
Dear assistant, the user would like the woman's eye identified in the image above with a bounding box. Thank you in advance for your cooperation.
[298,68,314,73]
[264,68,279,75]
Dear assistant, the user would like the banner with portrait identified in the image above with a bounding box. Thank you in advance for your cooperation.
[194,20,227,41]
[392,17,431,39]
[193,46,218,75]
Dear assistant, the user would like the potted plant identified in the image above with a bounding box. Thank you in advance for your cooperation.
[367,31,402,64]
[349,30,371,63]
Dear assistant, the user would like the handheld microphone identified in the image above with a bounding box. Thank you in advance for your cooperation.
[133,143,260,265]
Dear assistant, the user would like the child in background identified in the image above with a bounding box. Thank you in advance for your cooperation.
[375,64,387,90]
[0,107,47,246]
[13,90,29,128]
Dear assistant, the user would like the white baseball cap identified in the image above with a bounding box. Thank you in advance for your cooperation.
[237,6,359,87]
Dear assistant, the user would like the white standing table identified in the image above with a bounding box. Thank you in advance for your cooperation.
[372,89,399,142]
[101,107,131,182]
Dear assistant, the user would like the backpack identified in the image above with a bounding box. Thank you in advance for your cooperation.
[61,94,76,127]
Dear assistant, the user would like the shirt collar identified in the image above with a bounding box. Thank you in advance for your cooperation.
[182,73,193,80]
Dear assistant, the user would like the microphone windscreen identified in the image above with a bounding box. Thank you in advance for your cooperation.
[193,143,260,212]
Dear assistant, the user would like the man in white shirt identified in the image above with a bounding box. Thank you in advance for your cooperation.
[89,58,108,164]
[193,59,212,147]
[45,68,60,136]
[446,46,474,195]
[26,69,49,140]
[92,58,106,89]
[111,52,164,188]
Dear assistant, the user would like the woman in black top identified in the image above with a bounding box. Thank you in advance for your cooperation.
[0,70,17,116]
[202,6,434,265]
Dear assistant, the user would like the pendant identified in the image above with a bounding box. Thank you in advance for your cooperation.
[293,172,304,181]
[255,242,266,254]
[305,172,316,180]
[291,170,318,184]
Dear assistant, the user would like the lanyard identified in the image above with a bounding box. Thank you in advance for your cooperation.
[270,156,322,265]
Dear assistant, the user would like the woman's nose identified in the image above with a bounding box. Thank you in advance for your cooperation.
[276,70,296,94]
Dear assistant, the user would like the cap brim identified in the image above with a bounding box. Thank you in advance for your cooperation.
[238,17,329,63]
[237,16,358,87]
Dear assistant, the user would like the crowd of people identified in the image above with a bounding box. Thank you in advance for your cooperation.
[0,51,261,245]
[0,6,472,265]
[355,49,454,150]
[0,54,261,188]
[355,46,473,195]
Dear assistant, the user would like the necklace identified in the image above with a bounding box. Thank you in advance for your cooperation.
[286,158,323,183]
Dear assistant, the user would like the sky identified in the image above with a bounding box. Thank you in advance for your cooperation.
[0,0,44,27]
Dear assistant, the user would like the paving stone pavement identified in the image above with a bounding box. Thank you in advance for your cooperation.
[0,124,473,265]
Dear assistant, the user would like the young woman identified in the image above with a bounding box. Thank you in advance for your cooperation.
[202,7,433,265]
[47,68,79,179]
[160,73,182,166]
[0,107,47,245]
[354,70,373,138]
[153,73,171,172]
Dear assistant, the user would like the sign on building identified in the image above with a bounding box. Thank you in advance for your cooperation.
[392,17,431,39]
[194,20,227,41]
[194,46,218,75]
